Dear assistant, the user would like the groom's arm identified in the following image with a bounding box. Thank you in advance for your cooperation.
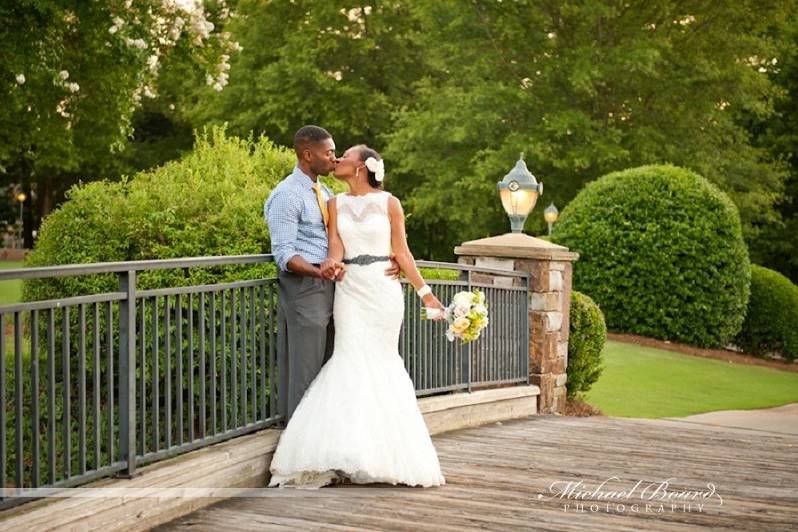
[265,191,323,278]
[286,256,323,278]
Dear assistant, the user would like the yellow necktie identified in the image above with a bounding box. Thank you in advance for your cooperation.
[312,183,329,227]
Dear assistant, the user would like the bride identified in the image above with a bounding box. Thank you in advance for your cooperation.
[267,144,447,489]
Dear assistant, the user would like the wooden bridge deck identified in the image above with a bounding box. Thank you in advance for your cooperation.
[156,415,798,531]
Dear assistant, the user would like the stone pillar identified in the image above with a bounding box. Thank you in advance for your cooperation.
[454,233,579,414]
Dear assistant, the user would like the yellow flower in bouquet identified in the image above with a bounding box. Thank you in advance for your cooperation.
[452,317,471,334]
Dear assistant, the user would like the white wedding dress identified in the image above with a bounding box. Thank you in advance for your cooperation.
[268,190,446,489]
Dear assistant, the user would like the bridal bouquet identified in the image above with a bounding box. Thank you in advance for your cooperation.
[424,289,489,343]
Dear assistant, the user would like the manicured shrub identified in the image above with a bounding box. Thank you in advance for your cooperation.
[552,164,750,348]
[22,126,311,301]
[419,267,460,281]
[567,290,607,398]
[734,265,798,361]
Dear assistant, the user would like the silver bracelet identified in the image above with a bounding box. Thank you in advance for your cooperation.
[416,284,431,298]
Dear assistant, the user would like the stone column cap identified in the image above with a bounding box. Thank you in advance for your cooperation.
[455,233,579,261]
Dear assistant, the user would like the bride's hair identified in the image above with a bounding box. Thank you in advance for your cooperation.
[355,144,384,189]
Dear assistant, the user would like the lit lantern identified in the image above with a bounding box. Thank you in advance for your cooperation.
[544,203,559,236]
[497,154,543,233]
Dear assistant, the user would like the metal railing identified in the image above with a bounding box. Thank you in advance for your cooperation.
[0,255,278,509]
[0,255,529,509]
[407,261,530,396]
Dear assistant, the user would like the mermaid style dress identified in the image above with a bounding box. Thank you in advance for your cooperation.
[268,190,446,489]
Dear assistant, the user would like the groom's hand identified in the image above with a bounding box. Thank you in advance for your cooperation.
[385,254,401,280]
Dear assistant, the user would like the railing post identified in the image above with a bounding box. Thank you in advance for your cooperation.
[117,270,137,478]
[524,274,531,384]
[454,234,579,414]
[463,271,472,392]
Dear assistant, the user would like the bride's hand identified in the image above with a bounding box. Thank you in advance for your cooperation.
[320,258,341,280]
[422,293,446,321]
[333,264,347,282]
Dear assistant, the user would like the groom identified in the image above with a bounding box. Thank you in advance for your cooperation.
[264,125,399,424]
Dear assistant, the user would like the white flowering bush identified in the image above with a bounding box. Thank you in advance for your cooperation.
[2,0,241,170]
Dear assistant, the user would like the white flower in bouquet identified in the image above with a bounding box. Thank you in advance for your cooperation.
[441,289,490,344]
[452,291,472,308]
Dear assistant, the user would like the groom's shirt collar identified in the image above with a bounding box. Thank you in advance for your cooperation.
[290,166,320,191]
[289,165,333,199]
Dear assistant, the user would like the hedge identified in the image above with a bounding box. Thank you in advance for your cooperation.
[552,164,750,348]
[733,265,798,361]
[567,290,607,398]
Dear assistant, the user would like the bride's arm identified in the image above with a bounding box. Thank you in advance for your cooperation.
[320,197,344,280]
[388,196,445,312]
[326,197,344,262]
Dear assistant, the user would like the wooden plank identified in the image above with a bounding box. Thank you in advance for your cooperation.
[0,387,555,531]
[157,415,798,531]
[0,429,281,531]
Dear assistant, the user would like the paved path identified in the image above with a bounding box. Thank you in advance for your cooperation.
[156,415,798,531]
[666,402,798,435]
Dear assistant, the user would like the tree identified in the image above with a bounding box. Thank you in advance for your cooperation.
[744,15,798,283]
[176,0,425,150]
[386,0,797,259]
[0,0,239,246]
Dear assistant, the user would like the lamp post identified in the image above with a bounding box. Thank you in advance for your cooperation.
[15,192,26,249]
[544,202,559,236]
[497,154,543,233]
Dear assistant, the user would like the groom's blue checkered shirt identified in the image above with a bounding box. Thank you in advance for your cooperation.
[264,166,332,272]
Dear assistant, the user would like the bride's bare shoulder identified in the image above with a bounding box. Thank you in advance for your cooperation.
[386,194,404,217]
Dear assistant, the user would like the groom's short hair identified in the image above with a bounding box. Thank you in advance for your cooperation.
[293,125,332,154]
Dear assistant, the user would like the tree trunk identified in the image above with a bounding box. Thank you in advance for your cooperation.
[29,173,60,250]
[38,175,55,221]
[23,180,34,249]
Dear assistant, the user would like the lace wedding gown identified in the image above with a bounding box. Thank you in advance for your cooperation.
[268,190,446,489]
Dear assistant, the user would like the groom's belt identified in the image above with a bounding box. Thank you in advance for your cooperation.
[342,254,390,266]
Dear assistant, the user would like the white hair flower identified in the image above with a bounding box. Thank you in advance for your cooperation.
[365,156,385,182]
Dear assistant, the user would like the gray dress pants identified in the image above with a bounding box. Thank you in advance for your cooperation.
[276,269,335,424]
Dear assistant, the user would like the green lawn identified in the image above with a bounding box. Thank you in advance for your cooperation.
[584,339,798,418]
[0,261,23,306]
